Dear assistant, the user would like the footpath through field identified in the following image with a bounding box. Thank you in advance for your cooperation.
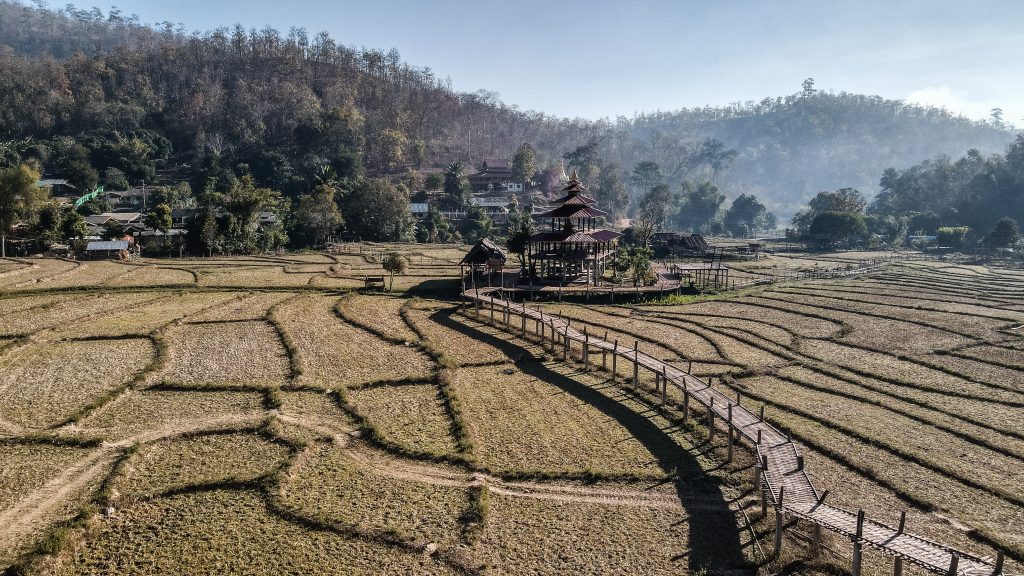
[461,288,1009,576]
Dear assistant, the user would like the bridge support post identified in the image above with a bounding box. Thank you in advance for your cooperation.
[583,329,590,370]
[521,305,527,337]
[655,371,661,392]
[612,340,618,382]
[682,390,689,422]
[811,524,822,557]
[490,299,495,324]
[661,366,667,405]
[892,556,902,576]
[726,403,734,462]
[707,397,715,441]
[852,510,865,576]
[774,508,784,559]
[632,341,639,387]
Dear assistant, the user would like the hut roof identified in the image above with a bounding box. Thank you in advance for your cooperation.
[537,204,608,219]
[459,238,507,265]
[86,240,129,251]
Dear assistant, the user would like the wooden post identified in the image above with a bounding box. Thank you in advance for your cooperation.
[661,365,667,405]
[583,328,590,370]
[632,341,639,387]
[773,495,784,558]
[490,298,495,323]
[946,555,959,576]
[992,551,1004,576]
[853,510,865,576]
[687,360,692,374]
[683,390,689,421]
[612,340,618,382]
[563,325,569,361]
[759,405,765,421]
[707,397,715,441]
[893,557,903,576]
[896,510,906,534]
[726,403,734,462]
[521,304,527,337]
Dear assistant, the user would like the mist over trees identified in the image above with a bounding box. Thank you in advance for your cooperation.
[0,1,1017,252]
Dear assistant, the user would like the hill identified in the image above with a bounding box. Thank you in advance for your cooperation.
[0,0,1014,218]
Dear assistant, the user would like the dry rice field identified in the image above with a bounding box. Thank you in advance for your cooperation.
[0,249,1021,576]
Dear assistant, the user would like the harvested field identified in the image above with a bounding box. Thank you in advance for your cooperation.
[0,259,77,288]
[0,338,153,429]
[0,443,93,511]
[81,389,266,440]
[184,291,297,322]
[52,489,463,575]
[476,494,693,575]
[405,303,521,366]
[112,432,290,497]
[280,442,466,546]
[335,294,418,342]
[449,363,670,476]
[111,265,196,286]
[0,291,161,337]
[160,321,289,388]
[48,291,240,338]
[348,383,457,456]
[275,295,432,388]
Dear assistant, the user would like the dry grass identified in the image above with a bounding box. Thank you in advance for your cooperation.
[0,339,153,429]
[49,489,463,575]
[0,259,78,288]
[0,293,77,317]
[920,354,1024,391]
[0,443,93,510]
[405,303,518,366]
[112,432,290,497]
[195,265,320,287]
[449,364,667,476]
[49,291,240,339]
[0,292,162,337]
[160,321,289,388]
[184,291,297,322]
[348,384,457,456]
[80,390,266,441]
[474,494,695,575]
[110,265,196,287]
[336,294,419,343]
[280,442,467,546]
[955,345,1024,369]
[275,295,432,388]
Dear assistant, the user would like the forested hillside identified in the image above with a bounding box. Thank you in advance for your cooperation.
[0,0,1014,218]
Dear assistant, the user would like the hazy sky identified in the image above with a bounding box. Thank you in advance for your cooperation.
[54,0,1024,125]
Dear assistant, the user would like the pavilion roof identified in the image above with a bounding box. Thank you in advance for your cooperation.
[537,204,609,219]
[528,229,622,244]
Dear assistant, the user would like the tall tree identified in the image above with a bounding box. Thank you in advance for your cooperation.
[634,184,672,246]
[631,161,663,195]
[512,143,536,184]
[594,164,628,222]
[346,178,414,242]
[722,194,775,237]
[673,180,725,233]
[144,203,173,245]
[0,164,48,238]
[294,184,342,246]
[443,161,470,209]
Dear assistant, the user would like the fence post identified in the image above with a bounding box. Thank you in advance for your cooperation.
[774,485,785,558]
[727,403,734,462]
[852,510,865,576]
[612,340,618,382]
[633,341,639,387]
[602,330,608,370]
[708,396,715,441]
[661,365,667,405]
[583,328,590,370]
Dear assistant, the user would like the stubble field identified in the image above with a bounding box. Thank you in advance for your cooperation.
[0,248,1020,576]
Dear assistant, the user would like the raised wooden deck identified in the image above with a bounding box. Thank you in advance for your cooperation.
[461,288,1010,576]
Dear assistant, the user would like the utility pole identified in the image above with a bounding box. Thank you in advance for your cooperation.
[142,180,146,212]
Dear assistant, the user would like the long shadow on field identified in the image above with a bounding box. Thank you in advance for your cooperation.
[430,307,748,573]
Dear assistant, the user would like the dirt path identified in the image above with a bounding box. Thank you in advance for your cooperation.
[0,412,267,559]
[278,413,686,510]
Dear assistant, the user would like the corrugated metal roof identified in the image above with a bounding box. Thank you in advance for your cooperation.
[86,240,129,251]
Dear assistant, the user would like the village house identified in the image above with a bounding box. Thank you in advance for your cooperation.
[468,159,524,193]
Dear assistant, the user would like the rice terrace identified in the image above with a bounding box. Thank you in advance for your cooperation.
[0,245,1021,576]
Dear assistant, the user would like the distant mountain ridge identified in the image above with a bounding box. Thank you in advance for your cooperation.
[0,0,1014,218]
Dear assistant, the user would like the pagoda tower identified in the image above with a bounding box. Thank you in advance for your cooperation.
[526,170,621,285]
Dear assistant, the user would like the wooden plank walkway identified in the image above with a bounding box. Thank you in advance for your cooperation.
[462,289,1010,576]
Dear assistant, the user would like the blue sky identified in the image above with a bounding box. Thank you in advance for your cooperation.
[50,0,1024,124]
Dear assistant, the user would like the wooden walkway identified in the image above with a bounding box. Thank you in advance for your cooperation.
[461,288,1010,576]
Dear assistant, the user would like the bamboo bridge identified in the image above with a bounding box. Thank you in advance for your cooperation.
[461,288,1011,576]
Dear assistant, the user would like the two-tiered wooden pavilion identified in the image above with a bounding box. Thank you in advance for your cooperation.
[526,171,621,285]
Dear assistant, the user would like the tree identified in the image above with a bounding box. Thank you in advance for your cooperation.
[594,164,628,222]
[460,204,493,245]
[424,172,443,192]
[220,175,282,251]
[1,163,48,236]
[102,167,129,190]
[374,129,407,171]
[505,210,534,271]
[60,207,87,241]
[145,203,173,245]
[626,246,654,287]
[415,204,451,243]
[101,219,124,241]
[634,184,672,246]
[294,184,341,246]
[673,180,726,233]
[512,143,535,184]
[381,251,407,291]
[443,161,470,209]
[722,194,775,237]
[936,226,969,250]
[411,140,426,170]
[346,178,415,242]
[35,202,63,243]
[808,211,867,248]
[989,217,1019,248]
[808,188,866,214]
[631,161,663,194]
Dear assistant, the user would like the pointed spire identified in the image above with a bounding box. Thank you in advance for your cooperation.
[570,168,579,181]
